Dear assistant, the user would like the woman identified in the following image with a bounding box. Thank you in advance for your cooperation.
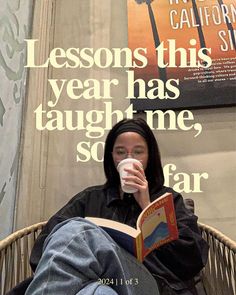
[25,118,208,295]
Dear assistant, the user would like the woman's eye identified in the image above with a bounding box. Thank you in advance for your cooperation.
[133,150,144,155]
[116,150,126,155]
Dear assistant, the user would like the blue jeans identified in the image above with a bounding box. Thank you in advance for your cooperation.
[25,218,159,295]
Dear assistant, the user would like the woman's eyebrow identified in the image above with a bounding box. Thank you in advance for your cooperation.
[113,144,146,149]
[133,145,146,148]
[113,145,125,149]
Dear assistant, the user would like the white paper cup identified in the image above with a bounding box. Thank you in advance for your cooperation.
[117,158,142,193]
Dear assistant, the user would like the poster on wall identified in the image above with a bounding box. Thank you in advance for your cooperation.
[127,0,236,110]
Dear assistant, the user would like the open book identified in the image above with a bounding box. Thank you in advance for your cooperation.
[86,192,178,262]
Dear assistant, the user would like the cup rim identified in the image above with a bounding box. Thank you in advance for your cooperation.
[117,158,142,171]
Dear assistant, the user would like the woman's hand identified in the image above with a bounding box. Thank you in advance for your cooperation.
[122,162,150,210]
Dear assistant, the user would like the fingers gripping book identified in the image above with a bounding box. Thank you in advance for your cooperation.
[86,192,179,262]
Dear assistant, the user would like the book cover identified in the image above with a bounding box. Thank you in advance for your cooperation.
[137,192,178,260]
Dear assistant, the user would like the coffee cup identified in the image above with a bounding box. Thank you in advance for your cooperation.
[117,158,143,193]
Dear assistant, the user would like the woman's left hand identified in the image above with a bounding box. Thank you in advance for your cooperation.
[123,162,150,210]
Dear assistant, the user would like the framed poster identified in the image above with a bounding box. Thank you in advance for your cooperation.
[128,0,236,110]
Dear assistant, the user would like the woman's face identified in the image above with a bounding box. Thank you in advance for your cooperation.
[112,132,149,170]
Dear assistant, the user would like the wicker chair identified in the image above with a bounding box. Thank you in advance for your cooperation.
[0,221,235,295]
[0,222,46,295]
[198,222,236,295]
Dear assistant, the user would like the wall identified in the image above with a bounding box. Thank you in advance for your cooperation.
[15,0,129,230]
[0,0,33,239]
[14,0,236,241]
